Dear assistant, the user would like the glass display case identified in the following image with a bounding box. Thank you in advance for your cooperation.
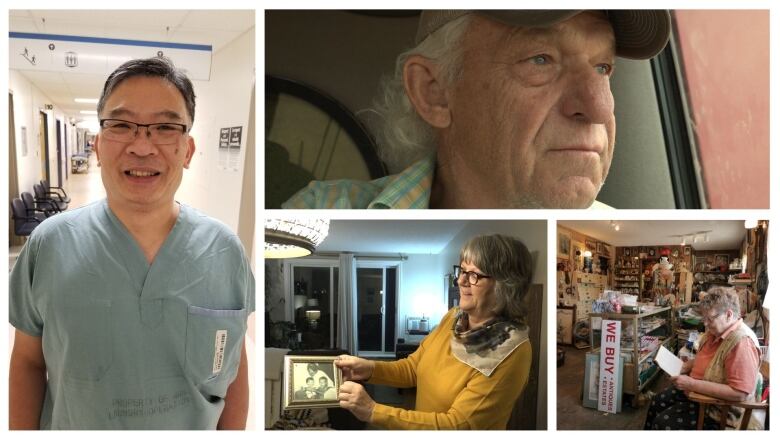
[589,306,674,406]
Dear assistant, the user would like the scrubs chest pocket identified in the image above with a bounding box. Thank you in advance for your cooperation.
[185,305,247,397]
[61,299,113,381]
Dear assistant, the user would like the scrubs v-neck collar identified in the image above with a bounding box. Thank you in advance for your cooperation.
[101,199,187,299]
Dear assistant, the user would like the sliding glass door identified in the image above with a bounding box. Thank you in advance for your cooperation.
[356,263,398,356]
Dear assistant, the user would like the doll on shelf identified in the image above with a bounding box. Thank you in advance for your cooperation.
[652,256,674,287]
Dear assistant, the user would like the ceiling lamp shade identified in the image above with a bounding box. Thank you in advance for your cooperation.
[265,219,330,259]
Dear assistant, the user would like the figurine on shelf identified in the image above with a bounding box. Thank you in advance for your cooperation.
[652,256,674,287]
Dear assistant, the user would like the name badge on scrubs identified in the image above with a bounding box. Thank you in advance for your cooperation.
[213,330,228,374]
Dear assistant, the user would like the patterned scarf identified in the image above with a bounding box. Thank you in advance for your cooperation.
[451,309,520,355]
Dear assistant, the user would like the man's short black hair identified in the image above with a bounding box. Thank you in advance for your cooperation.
[97,56,196,124]
[306,377,314,383]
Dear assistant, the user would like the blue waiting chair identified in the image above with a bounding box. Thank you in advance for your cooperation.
[40,179,71,203]
[33,183,68,213]
[10,198,43,237]
[21,191,56,219]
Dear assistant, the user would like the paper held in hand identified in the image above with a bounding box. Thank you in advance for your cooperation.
[654,345,683,376]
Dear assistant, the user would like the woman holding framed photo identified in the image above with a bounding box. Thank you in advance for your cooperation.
[334,234,534,429]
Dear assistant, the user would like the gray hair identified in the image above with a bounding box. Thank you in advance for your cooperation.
[459,234,533,326]
[362,15,472,173]
[97,56,196,126]
[699,286,741,317]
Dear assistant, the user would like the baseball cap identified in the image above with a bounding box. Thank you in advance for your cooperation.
[416,10,672,60]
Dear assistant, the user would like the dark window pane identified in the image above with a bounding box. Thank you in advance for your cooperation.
[357,268,383,351]
[385,267,397,353]
[293,266,332,349]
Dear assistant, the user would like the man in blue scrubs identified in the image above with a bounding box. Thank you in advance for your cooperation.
[9,57,254,429]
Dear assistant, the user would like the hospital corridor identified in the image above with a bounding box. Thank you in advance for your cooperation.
[7,9,257,429]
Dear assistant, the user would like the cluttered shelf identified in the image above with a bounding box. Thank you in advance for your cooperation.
[637,338,676,391]
[639,316,668,334]
[589,306,670,321]
[637,336,671,364]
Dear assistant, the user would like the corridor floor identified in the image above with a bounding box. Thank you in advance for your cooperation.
[63,152,105,209]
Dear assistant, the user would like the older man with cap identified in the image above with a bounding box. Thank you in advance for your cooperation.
[283,10,670,209]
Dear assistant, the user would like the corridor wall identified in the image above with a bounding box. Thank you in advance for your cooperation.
[9,69,70,195]
[178,26,255,238]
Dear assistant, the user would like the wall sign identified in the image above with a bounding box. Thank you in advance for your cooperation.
[9,32,212,80]
[218,126,243,172]
[229,126,242,147]
[20,126,28,157]
[219,128,230,148]
[598,319,621,413]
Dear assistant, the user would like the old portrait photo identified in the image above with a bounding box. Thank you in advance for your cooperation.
[283,356,342,409]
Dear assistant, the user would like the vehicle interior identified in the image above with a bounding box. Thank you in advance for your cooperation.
[265,10,768,209]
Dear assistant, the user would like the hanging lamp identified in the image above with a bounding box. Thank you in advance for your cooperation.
[264,219,330,258]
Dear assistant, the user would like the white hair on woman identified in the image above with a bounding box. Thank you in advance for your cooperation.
[359,15,472,173]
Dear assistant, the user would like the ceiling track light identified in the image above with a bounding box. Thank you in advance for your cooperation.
[669,230,712,248]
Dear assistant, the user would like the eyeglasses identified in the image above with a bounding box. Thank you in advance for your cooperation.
[454,266,492,286]
[99,118,188,145]
[702,311,723,323]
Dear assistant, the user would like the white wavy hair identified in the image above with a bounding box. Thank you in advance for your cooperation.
[360,15,472,173]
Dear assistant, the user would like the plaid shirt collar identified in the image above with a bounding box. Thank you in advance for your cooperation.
[366,156,434,209]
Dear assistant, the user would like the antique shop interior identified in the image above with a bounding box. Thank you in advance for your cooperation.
[264,219,547,430]
[556,220,769,430]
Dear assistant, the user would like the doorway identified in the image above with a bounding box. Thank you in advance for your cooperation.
[9,92,24,246]
[63,122,68,181]
[38,111,50,183]
[56,119,63,186]
[356,264,398,357]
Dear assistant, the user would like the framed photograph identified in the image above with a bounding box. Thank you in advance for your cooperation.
[558,229,572,259]
[582,352,600,408]
[684,246,691,256]
[694,255,706,272]
[557,306,576,345]
[623,247,630,257]
[582,352,625,411]
[714,254,730,269]
[572,240,586,270]
[649,248,656,257]
[631,247,639,256]
[283,355,343,410]
[602,244,612,258]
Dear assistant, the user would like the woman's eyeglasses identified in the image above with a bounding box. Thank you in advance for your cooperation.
[702,311,723,323]
[454,266,492,286]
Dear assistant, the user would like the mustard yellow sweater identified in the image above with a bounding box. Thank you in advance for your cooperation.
[368,307,532,429]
